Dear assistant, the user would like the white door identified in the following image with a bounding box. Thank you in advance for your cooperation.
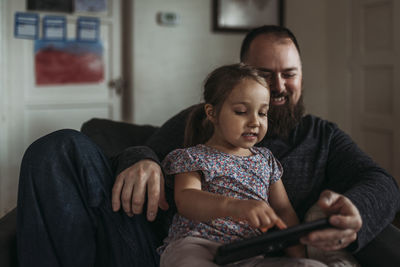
[350,0,400,185]
[0,0,122,216]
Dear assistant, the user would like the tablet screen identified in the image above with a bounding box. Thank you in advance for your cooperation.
[214,218,331,265]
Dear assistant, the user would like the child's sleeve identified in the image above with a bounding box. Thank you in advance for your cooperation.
[161,148,205,188]
[259,148,283,185]
[269,155,283,185]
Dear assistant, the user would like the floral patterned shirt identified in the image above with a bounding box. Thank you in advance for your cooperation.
[158,144,282,253]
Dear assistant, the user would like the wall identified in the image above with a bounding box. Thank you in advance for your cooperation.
[286,0,351,133]
[131,0,245,126]
[0,0,20,217]
[0,0,11,217]
[326,0,352,133]
[130,0,333,127]
[285,0,329,120]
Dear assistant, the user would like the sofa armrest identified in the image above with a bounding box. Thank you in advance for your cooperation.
[81,118,159,158]
[0,208,17,267]
[354,224,400,267]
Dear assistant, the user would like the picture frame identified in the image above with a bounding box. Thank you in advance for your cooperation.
[213,0,284,32]
[27,0,73,13]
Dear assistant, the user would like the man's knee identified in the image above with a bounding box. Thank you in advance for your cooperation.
[23,129,94,162]
[19,129,96,186]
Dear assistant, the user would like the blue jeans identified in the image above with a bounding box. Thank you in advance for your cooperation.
[17,129,161,267]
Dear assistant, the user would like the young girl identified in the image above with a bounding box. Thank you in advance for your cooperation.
[159,64,326,267]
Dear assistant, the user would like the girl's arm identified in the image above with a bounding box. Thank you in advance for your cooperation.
[269,179,299,227]
[269,179,306,258]
[175,171,285,229]
[174,171,232,221]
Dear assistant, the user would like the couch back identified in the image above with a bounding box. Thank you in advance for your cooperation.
[81,118,159,158]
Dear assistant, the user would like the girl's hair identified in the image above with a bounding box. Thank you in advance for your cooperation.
[184,63,268,147]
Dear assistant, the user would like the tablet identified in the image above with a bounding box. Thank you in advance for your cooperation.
[214,218,331,265]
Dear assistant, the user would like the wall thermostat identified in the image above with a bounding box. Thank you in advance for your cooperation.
[157,12,180,26]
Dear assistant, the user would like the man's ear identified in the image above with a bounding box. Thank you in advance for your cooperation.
[204,104,217,123]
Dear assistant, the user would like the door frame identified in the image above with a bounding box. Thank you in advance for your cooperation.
[0,0,12,216]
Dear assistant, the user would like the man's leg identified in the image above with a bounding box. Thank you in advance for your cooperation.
[354,224,400,267]
[17,129,160,267]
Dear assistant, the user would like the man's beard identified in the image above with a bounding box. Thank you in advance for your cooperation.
[267,94,305,140]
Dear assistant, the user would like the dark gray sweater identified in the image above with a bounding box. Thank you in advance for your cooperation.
[113,106,400,252]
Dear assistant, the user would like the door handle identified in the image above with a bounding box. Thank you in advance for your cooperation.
[108,77,125,95]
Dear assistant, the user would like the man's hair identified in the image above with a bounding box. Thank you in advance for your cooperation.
[240,25,301,61]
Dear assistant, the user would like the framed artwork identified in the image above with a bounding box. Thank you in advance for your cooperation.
[74,0,107,13]
[27,0,107,13]
[27,0,73,13]
[213,0,284,32]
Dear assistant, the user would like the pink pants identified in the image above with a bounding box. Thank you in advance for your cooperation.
[160,236,327,267]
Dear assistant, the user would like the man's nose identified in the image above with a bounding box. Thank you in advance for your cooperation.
[271,75,285,93]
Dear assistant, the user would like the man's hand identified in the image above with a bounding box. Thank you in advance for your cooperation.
[300,190,362,251]
[111,159,169,221]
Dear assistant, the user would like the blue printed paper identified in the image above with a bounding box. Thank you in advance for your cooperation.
[77,17,100,42]
[14,12,39,39]
[43,16,66,40]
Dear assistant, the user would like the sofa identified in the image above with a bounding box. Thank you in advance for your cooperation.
[1,118,399,267]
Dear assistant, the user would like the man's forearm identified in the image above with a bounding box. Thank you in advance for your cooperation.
[110,146,160,176]
[327,127,400,251]
[345,171,400,251]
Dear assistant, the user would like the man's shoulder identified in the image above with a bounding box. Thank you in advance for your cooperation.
[300,114,338,130]
[292,114,341,142]
[302,114,328,123]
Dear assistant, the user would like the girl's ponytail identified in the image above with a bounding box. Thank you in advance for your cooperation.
[184,103,214,147]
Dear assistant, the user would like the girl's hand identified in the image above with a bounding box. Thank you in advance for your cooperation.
[227,199,287,231]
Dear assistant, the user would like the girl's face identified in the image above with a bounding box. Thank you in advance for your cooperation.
[205,78,269,156]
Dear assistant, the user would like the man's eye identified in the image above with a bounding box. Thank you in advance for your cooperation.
[283,72,296,78]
